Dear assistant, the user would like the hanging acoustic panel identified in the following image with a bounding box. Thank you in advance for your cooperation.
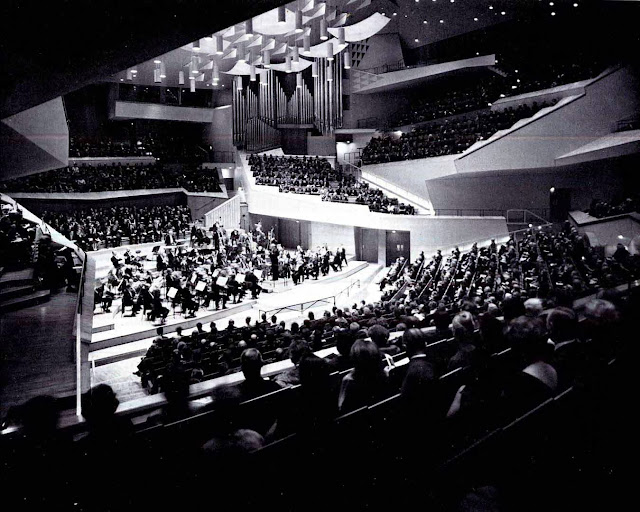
[327,13,389,42]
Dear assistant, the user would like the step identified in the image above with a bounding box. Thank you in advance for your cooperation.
[0,268,35,289]
[0,289,50,312]
[0,284,34,301]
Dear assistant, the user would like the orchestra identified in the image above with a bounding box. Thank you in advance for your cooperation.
[94,219,348,324]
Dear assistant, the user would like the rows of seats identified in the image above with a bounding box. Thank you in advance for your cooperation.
[588,194,640,219]
[249,154,416,214]
[41,205,192,252]
[0,163,222,194]
[362,102,556,164]
[69,134,207,163]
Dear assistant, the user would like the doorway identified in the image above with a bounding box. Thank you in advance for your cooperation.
[354,227,379,263]
[386,230,410,264]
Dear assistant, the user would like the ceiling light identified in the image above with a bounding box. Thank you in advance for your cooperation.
[193,40,200,51]
[250,65,256,81]
[439,19,444,23]
[344,50,351,69]
[320,17,328,40]
[215,35,224,55]
[278,5,286,23]
[179,71,185,85]
[245,19,253,37]
[212,62,220,82]
[415,39,419,43]
[489,5,493,10]
[296,73,303,89]
[303,34,311,54]
[312,61,318,77]
[237,42,245,63]
[130,69,137,74]
[551,12,556,16]
[120,78,124,82]
[549,2,554,5]
[154,59,161,64]
[327,65,333,82]
[501,11,506,15]
[263,49,271,68]
[473,17,478,21]
[338,27,345,45]
[295,10,303,33]
[392,12,397,16]
[423,20,428,24]
[573,2,578,6]
[205,35,213,40]
[236,76,243,90]
[327,42,334,60]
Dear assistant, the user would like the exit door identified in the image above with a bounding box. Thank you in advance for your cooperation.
[386,230,410,264]
[354,227,378,263]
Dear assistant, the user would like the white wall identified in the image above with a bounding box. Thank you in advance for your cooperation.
[237,152,508,260]
[308,222,356,254]
[112,101,214,123]
[456,66,640,172]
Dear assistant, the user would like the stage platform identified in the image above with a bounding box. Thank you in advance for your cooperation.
[90,245,370,352]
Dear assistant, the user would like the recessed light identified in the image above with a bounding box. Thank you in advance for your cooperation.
[573,2,578,6]
[489,5,493,9]
[473,17,478,21]
[415,38,419,42]
[423,20,428,24]
[549,2,554,5]
[501,11,506,15]
[439,19,444,23]
[393,12,397,16]
[120,78,124,81]
[551,12,556,16]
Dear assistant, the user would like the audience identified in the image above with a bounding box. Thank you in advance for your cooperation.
[588,194,640,219]
[249,154,416,215]
[40,205,192,251]
[0,163,221,194]
[362,102,556,165]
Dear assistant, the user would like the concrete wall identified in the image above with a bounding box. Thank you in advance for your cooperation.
[336,132,378,162]
[342,89,409,130]
[456,66,640,172]
[308,222,355,254]
[205,105,234,153]
[356,33,404,71]
[111,101,214,123]
[307,134,336,156]
[240,170,508,260]
[18,191,186,215]
[426,156,637,214]
[0,97,69,181]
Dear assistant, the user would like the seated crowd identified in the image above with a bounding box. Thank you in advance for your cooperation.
[0,163,221,194]
[362,102,556,164]
[0,202,35,268]
[588,194,640,219]
[69,134,207,163]
[2,222,635,510]
[249,154,416,214]
[41,205,192,252]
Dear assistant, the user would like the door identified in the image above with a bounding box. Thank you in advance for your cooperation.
[386,230,410,264]
[354,227,378,263]
[550,188,571,222]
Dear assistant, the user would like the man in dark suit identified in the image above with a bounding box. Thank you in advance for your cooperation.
[400,328,436,429]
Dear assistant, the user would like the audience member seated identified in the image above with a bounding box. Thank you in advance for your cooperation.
[362,102,556,165]
[249,154,416,215]
[41,205,192,252]
[338,339,391,413]
[0,163,221,194]
[588,194,640,219]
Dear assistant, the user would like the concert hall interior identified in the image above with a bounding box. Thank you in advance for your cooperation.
[1,0,639,510]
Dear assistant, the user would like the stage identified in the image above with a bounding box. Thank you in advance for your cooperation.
[89,242,369,351]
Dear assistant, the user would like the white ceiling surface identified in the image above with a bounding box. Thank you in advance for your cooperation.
[106,0,392,89]
[105,0,540,89]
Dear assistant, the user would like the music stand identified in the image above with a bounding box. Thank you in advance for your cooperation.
[235,274,246,284]
[216,277,228,288]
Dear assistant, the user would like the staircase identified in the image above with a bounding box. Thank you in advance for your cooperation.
[0,267,50,313]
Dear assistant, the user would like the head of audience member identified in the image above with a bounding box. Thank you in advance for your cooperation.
[350,340,383,378]
[546,307,578,344]
[507,316,551,366]
[288,339,310,366]
[368,324,390,350]
[241,348,264,381]
[479,313,506,353]
[81,384,119,427]
[524,298,544,318]
[451,311,478,345]
[403,328,426,358]
[299,354,331,397]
